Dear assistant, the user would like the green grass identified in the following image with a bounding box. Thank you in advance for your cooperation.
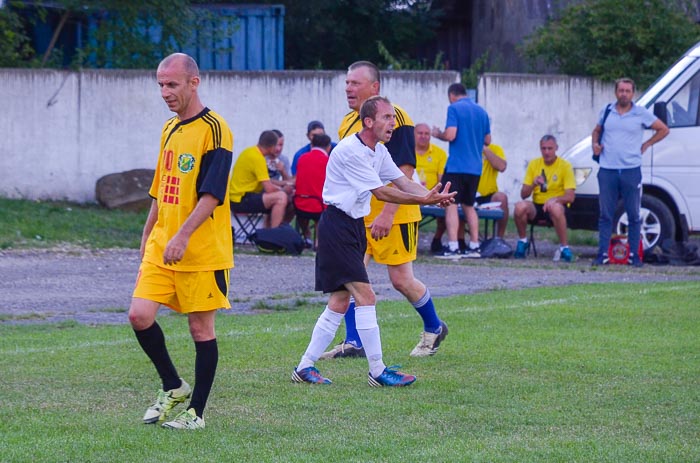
[1,282,698,462]
[0,198,148,249]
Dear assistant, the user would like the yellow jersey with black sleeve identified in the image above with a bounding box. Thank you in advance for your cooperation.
[416,143,447,189]
[338,104,421,225]
[477,143,506,197]
[228,145,270,203]
[145,108,234,272]
[523,156,576,205]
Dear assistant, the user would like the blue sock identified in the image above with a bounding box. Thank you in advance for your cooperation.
[412,289,441,333]
[343,298,362,347]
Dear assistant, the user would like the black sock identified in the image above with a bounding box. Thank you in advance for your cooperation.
[133,322,181,391]
[188,339,218,418]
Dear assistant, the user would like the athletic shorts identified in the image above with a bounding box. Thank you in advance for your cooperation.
[133,261,231,313]
[315,206,370,293]
[365,221,418,265]
[475,194,493,205]
[533,203,551,223]
[442,173,480,205]
[230,193,268,214]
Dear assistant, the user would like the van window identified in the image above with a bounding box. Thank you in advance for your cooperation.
[665,70,700,128]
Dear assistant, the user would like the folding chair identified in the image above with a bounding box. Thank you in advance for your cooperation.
[526,218,552,257]
[231,211,266,244]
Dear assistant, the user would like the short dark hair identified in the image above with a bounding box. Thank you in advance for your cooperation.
[360,96,392,126]
[258,130,279,148]
[271,129,284,138]
[615,77,636,92]
[448,83,467,96]
[348,60,380,84]
[311,133,331,148]
[307,120,324,133]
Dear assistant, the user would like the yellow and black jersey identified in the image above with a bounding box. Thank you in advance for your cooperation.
[338,103,421,225]
[145,108,234,272]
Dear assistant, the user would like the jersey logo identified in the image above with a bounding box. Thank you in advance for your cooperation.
[178,153,195,173]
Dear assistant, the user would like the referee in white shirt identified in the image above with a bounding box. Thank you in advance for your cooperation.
[291,96,455,387]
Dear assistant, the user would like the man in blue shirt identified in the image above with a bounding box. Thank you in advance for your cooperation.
[290,121,337,176]
[591,77,668,267]
[432,83,491,258]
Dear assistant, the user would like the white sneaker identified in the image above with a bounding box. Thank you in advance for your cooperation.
[142,378,191,424]
[409,322,449,357]
[162,408,205,430]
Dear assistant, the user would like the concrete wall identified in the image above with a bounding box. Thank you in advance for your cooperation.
[479,72,615,201]
[1,69,459,202]
[1,68,615,205]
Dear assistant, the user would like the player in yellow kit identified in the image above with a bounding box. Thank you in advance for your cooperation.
[128,53,233,430]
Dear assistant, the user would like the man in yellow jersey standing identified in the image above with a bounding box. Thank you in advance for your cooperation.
[128,53,234,430]
[321,61,448,359]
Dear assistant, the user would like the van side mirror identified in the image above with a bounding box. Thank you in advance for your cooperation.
[653,101,668,125]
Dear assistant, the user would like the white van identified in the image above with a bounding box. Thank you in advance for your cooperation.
[562,41,700,251]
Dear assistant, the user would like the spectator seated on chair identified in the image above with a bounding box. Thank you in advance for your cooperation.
[513,135,576,262]
[229,130,292,229]
[294,133,331,248]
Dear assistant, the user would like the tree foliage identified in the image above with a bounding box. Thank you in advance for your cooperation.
[0,2,39,67]
[521,0,700,88]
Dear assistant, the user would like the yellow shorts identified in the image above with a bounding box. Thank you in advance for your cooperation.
[365,221,419,266]
[133,261,231,313]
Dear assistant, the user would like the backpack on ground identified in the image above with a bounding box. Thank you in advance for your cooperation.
[251,224,304,255]
[480,237,513,258]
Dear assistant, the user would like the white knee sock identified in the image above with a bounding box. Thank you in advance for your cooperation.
[297,306,343,370]
[355,305,386,378]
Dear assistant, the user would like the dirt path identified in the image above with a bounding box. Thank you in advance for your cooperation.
[1,245,697,325]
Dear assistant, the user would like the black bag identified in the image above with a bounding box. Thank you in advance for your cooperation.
[251,224,304,255]
[592,103,613,163]
[480,237,513,258]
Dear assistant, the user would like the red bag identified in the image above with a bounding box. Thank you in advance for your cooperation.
[608,234,644,265]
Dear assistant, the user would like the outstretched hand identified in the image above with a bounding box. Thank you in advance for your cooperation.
[423,181,456,208]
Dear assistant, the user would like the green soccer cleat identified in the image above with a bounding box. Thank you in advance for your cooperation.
[162,408,205,430]
[142,378,191,424]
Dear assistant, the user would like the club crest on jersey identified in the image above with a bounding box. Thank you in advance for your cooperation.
[178,154,195,173]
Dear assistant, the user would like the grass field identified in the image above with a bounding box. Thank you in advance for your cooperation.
[2,282,698,462]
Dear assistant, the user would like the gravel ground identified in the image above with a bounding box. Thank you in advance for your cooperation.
[1,238,698,325]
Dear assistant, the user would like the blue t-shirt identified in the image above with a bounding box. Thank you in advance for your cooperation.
[444,97,490,175]
[599,102,657,169]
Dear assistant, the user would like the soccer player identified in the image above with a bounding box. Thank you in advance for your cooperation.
[292,96,455,386]
[128,53,234,430]
[321,61,449,360]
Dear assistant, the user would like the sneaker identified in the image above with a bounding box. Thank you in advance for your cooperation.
[291,366,332,384]
[433,246,461,260]
[591,253,609,266]
[162,408,205,430]
[514,240,528,259]
[319,341,366,360]
[368,366,417,387]
[462,247,481,259]
[560,247,575,262]
[629,253,644,268]
[410,321,449,357]
[142,378,191,424]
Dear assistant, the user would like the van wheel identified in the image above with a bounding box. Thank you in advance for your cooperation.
[615,195,676,251]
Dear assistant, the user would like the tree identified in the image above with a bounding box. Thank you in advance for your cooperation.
[521,0,700,88]
[0,2,39,67]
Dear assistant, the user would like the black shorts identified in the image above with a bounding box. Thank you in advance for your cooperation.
[475,194,493,205]
[442,173,480,205]
[534,203,551,223]
[230,193,268,214]
[315,206,370,293]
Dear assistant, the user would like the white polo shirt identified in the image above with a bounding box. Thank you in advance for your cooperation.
[323,133,404,219]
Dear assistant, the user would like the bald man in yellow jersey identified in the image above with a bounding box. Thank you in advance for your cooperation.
[128,53,233,430]
[321,61,448,359]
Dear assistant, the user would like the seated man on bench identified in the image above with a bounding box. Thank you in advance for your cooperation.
[513,135,576,262]
[230,130,291,229]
